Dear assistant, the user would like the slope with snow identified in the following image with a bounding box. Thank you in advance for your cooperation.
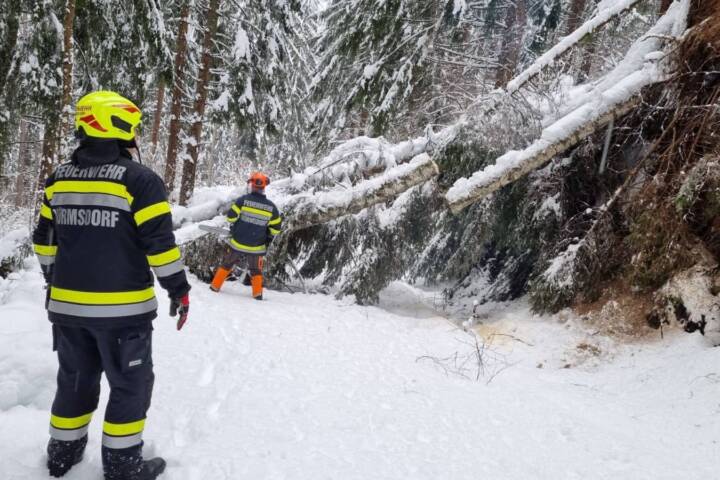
[1,261,719,480]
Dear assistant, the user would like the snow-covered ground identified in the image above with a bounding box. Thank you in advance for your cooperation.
[1,264,719,479]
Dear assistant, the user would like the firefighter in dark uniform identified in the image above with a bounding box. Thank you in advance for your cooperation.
[209,172,282,299]
[33,91,191,480]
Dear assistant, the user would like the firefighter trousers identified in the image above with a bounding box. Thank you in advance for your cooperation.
[216,249,264,298]
[49,322,154,451]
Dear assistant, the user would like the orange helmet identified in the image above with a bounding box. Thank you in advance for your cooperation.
[248,172,270,190]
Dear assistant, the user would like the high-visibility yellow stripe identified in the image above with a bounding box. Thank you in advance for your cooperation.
[230,239,266,251]
[227,216,238,223]
[146,247,181,267]
[51,412,94,429]
[268,216,281,226]
[241,206,272,218]
[46,181,134,205]
[231,204,241,214]
[134,201,171,226]
[103,419,146,436]
[40,204,53,220]
[269,227,281,235]
[50,287,155,305]
[34,244,58,256]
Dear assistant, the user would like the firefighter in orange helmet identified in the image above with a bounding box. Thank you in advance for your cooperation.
[210,172,282,299]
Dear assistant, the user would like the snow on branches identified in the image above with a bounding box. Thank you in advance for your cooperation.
[445,0,691,213]
[280,154,440,231]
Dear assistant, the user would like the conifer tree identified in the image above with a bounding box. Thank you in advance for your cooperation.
[312,1,448,146]
[210,0,313,173]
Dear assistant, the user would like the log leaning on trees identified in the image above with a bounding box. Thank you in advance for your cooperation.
[282,154,439,231]
[446,96,641,214]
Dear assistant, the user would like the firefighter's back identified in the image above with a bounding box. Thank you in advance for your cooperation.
[36,143,184,328]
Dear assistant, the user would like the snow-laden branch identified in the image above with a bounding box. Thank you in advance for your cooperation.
[0,229,31,278]
[505,0,647,94]
[281,154,439,231]
[281,0,661,195]
[445,0,690,213]
[171,186,243,228]
[172,0,687,231]
[274,131,449,193]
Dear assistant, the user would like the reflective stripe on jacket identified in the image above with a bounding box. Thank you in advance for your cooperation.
[226,192,282,255]
[32,140,191,327]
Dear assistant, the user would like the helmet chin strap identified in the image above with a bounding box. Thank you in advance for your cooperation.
[122,138,143,164]
[135,145,143,165]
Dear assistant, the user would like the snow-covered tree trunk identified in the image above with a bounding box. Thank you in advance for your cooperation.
[447,0,690,213]
[0,1,19,99]
[447,96,641,213]
[150,80,166,157]
[180,0,220,206]
[38,121,58,202]
[58,0,76,163]
[495,0,527,88]
[164,2,191,194]
[565,0,588,34]
[283,154,440,231]
[14,119,31,207]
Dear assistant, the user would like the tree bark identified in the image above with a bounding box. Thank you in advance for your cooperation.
[38,119,59,203]
[580,39,596,80]
[564,0,588,35]
[659,0,673,14]
[494,0,527,88]
[150,80,166,157]
[164,2,191,195]
[14,119,30,207]
[179,0,220,206]
[0,0,20,98]
[58,0,76,163]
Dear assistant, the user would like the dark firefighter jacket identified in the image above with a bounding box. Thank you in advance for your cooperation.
[32,139,191,328]
[226,191,282,255]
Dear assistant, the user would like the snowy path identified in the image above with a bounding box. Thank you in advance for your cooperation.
[1,264,719,479]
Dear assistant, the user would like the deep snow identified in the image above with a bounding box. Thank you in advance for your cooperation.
[1,262,719,480]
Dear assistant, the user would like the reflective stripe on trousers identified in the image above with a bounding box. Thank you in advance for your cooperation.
[49,412,94,441]
[36,253,56,266]
[50,424,90,441]
[102,419,145,449]
[102,432,143,449]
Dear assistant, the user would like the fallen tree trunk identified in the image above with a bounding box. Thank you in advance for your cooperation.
[282,154,439,231]
[446,96,641,213]
[172,0,659,229]
[446,0,689,213]
[503,0,646,93]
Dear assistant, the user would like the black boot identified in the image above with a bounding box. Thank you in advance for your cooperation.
[137,458,166,479]
[47,435,87,477]
[103,444,166,480]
